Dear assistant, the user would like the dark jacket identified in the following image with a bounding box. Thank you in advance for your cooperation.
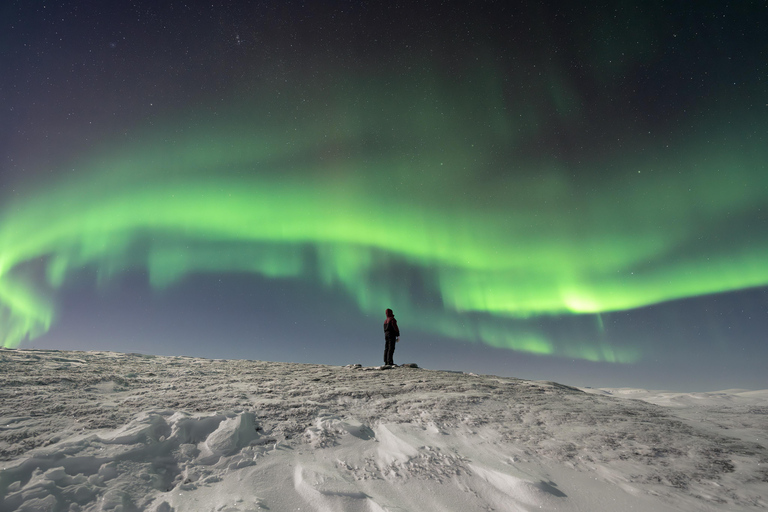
[384,309,400,338]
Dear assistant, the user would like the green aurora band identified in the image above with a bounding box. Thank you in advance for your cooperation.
[1,71,767,362]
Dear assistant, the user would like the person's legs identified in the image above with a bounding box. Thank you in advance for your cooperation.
[384,336,396,365]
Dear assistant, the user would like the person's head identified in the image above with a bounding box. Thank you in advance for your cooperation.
[385,308,394,318]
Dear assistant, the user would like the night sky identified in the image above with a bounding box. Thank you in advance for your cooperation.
[1,1,767,391]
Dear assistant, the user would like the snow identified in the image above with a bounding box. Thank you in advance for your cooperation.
[1,349,766,511]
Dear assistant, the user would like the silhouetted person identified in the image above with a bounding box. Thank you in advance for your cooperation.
[383,308,400,366]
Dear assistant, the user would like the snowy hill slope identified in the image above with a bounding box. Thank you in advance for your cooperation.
[1,349,766,511]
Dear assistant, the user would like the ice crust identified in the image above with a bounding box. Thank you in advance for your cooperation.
[0,348,766,511]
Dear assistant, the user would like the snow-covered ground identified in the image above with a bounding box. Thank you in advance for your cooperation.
[1,349,766,511]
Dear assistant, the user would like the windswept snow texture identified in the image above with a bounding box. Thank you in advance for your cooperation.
[1,350,766,511]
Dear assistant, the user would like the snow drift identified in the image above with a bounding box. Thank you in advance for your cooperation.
[1,349,766,511]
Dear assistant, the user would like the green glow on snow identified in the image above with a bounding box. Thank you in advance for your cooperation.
[1,69,767,362]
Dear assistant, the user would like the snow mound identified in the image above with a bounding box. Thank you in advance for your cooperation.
[1,348,767,511]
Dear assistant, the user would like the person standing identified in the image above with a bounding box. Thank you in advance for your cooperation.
[383,308,400,366]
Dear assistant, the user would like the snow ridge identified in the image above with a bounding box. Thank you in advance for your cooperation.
[1,349,766,511]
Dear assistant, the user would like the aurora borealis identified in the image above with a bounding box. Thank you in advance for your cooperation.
[1,1,767,390]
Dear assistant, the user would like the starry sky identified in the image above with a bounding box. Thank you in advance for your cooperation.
[1,1,767,391]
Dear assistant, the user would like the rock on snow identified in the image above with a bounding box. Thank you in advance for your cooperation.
[0,349,766,511]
